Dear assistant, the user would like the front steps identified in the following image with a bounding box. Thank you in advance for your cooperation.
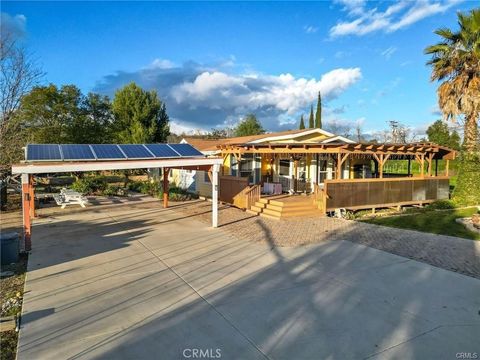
[248,195,323,220]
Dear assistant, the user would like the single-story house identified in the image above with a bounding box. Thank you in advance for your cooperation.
[172,128,456,216]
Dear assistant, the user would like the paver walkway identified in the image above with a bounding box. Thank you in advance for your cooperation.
[174,200,480,279]
[18,200,480,359]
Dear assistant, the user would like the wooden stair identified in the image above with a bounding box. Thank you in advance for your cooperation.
[248,195,324,220]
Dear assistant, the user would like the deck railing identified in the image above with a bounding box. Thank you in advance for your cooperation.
[323,176,450,211]
[313,183,328,214]
[244,184,261,210]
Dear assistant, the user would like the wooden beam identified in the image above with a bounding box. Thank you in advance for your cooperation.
[379,154,384,179]
[340,153,349,166]
[427,153,434,176]
[163,167,170,208]
[336,153,343,179]
[22,174,32,251]
[29,175,36,218]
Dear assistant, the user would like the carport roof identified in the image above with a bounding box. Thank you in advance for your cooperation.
[12,157,223,174]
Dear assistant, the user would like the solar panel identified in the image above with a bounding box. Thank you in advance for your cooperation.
[145,144,180,158]
[119,144,154,159]
[25,143,204,162]
[61,145,96,160]
[26,144,62,161]
[90,144,126,160]
[169,143,204,157]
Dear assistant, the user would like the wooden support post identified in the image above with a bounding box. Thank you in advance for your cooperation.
[407,158,411,177]
[420,154,425,178]
[379,154,384,179]
[29,175,36,218]
[235,153,241,177]
[427,153,433,177]
[435,158,438,177]
[212,164,219,228]
[337,153,342,179]
[445,159,450,177]
[163,167,170,208]
[21,174,32,251]
[293,159,298,191]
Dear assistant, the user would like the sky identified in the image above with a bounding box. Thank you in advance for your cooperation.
[1,0,476,136]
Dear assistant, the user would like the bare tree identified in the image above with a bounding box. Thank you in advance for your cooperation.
[0,33,43,173]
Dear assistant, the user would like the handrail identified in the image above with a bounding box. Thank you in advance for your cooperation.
[313,183,328,214]
[245,184,261,210]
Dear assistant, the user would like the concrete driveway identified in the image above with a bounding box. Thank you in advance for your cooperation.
[18,200,480,359]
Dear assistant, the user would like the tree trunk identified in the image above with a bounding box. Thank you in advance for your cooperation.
[463,112,479,152]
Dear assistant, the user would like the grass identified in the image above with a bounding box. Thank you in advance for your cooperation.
[361,207,480,240]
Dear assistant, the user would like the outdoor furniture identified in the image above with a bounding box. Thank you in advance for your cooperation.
[263,182,282,195]
[53,188,88,209]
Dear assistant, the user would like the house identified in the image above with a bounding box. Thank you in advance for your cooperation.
[172,128,456,216]
[177,128,367,196]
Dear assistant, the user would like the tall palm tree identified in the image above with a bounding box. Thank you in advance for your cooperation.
[425,9,480,152]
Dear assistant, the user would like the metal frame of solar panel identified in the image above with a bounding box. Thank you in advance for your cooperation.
[169,143,204,157]
[61,145,96,161]
[145,144,180,158]
[118,144,154,159]
[25,143,204,162]
[26,144,62,162]
[90,144,126,160]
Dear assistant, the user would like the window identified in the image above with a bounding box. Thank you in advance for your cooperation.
[279,159,290,176]
[239,154,254,183]
[204,171,211,183]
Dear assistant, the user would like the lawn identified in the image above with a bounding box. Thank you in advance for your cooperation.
[362,207,480,240]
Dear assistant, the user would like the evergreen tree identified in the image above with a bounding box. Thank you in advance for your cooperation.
[426,120,461,150]
[111,82,170,143]
[308,105,314,128]
[299,114,305,130]
[315,91,322,128]
[234,114,265,136]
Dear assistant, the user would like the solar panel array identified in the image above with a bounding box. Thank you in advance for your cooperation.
[25,144,204,162]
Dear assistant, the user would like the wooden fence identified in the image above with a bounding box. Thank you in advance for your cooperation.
[324,177,450,211]
[219,176,250,208]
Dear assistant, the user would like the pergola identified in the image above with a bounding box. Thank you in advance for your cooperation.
[218,141,456,179]
[12,156,223,251]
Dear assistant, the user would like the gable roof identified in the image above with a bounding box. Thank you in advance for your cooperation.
[180,138,224,152]
[182,128,355,153]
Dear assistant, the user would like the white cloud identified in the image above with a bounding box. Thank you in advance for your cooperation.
[330,0,462,37]
[303,25,318,34]
[389,0,459,31]
[171,68,362,116]
[334,0,366,16]
[1,12,27,39]
[169,119,208,135]
[95,60,361,132]
[381,46,397,59]
[148,58,176,69]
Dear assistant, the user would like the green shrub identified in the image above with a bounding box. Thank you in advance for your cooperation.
[127,180,197,201]
[103,185,127,197]
[71,176,108,195]
[425,200,456,210]
[452,152,480,206]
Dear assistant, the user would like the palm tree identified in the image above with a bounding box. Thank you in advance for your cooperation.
[425,9,480,152]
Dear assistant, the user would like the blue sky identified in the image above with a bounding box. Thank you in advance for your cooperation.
[2,1,476,135]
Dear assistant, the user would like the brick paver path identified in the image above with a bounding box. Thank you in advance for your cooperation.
[171,200,480,279]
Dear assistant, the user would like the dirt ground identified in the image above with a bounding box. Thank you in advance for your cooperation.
[1,195,26,360]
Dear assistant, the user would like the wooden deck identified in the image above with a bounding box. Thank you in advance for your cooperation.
[248,194,323,220]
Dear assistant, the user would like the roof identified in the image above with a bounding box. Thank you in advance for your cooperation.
[217,141,456,160]
[183,128,354,151]
[181,138,225,152]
